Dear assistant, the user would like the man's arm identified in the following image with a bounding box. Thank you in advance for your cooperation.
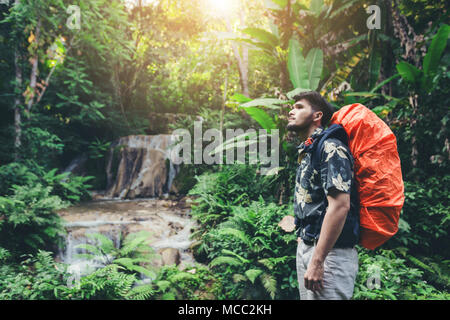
[303,188,350,292]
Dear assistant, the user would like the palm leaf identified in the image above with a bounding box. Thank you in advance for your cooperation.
[241,27,279,48]
[242,107,276,133]
[423,24,450,77]
[288,39,309,89]
[240,98,287,109]
[305,48,323,90]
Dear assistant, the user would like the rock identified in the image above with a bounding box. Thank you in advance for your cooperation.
[105,135,178,199]
[278,215,296,232]
[168,221,184,236]
[159,248,181,266]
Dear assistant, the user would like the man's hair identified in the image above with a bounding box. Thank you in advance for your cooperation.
[293,91,336,126]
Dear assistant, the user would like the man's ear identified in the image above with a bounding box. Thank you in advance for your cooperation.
[314,111,323,122]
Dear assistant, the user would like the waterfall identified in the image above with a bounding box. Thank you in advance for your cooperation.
[58,133,191,281]
[165,155,179,195]
[105,134,180,199]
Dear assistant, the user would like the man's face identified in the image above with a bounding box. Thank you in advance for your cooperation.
[287,99,317,132]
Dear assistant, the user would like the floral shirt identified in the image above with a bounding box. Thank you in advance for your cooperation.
[294,127,360,248]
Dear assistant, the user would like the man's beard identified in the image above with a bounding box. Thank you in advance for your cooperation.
[286,121,310,132]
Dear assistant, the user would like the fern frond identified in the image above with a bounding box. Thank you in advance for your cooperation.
[209,256,243,267]
[260,273,277,299]
[156,280,171,292]
[86,233,115,254]
[169,272,196,283]
[217,227,250,246]
[245,269,263,284]
[233,274,247,283]
[221,249,250,264]
[127,284,155,300]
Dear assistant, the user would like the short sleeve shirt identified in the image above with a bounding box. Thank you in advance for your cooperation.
[293,127,360,248]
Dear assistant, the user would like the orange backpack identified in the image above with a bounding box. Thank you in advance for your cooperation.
[327,103,405,250]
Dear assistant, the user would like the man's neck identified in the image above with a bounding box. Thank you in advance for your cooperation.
[298,124,320,142]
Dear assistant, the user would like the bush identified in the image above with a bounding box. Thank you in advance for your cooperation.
[189,164,279,236]
[354,248,449,300]
[0,161,93,203]
[0,249,66,300]
[0,162,39,196]
[55,264,139,300]
[202,199,298,300]
[143,264,217,300]
[389,175,450,256]
[0,183,68,255]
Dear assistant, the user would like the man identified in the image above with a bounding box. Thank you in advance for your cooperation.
[286,91,359,300]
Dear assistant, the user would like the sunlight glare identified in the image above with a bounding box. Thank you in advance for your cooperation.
[206,0,238,17]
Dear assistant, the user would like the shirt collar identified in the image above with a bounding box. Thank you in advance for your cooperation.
[297,126,324,154]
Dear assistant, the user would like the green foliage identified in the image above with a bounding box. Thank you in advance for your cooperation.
[390,175,450,255]
[0,0,448,301]
[354,249,449,300]
[0,183,67,255]
[189,165,279,239]
[0,161,93,202]
[74,231,159,279]
[146,264,217,300]
[201,198,297,299]
[56,264,138,300]
[0,162,39,196]
[0,250,66,300]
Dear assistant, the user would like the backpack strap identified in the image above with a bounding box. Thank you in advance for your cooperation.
[310,124,348,172]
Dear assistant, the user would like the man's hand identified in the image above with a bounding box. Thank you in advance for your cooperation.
[304,259,324,292]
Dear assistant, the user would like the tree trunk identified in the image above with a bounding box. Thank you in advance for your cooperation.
[13,0,23,160]
[26,18,41,113]
[239,8,249,97]
[13,48,23,160]
[225,17,249,97]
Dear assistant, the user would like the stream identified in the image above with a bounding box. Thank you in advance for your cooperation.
[57,196,196,278]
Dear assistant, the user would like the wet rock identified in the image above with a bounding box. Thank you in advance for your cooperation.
[159,248,181,266]
[105,135,179,199]
[168,221,184,236]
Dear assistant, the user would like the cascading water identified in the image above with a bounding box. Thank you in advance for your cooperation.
[58,134,193,281]
[105,134,180,199]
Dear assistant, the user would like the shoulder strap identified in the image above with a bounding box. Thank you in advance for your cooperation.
[310,124,348,172]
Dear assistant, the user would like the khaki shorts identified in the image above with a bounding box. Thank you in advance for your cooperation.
[296,239,358,300]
